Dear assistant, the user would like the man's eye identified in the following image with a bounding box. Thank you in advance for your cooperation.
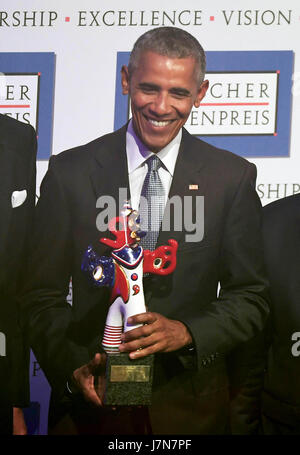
[171,92,188,99]
[141,87,156,94]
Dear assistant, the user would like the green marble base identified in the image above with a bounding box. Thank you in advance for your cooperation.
[104,353,154,406]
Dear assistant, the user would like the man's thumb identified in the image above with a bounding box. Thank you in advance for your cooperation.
[88,352,106,371]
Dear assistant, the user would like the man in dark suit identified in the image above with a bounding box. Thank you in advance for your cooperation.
[0,113,36,434]
[22,27,269,434]
[261,194,300,434]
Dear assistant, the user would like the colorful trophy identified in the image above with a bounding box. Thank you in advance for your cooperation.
[81,203,178,405]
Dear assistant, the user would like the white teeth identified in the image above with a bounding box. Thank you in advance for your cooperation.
[148,119,170,127]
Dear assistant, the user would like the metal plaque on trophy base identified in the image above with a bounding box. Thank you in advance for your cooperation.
[104,353,154,406]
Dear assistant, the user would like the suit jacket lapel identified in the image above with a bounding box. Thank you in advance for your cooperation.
[157,128,208,248]
[89,125,131,225]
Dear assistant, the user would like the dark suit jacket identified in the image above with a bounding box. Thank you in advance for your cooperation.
[0,114,36,434]
[22,125,269,434]
[261,194,300,433]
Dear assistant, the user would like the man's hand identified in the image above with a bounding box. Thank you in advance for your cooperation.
[72,353,106,407]
[13,407,27,435]
[119,312,193,359]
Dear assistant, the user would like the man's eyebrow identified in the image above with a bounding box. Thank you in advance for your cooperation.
[137,82,160,90]
[138,83,192,97]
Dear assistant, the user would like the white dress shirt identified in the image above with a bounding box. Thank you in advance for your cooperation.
[126,119,182,212]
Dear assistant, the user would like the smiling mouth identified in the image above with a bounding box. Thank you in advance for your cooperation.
[145,116,173,128]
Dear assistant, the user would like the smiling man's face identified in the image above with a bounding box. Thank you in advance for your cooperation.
[121,51,208,152]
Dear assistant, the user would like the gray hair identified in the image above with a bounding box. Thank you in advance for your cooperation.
[128,27,206,86]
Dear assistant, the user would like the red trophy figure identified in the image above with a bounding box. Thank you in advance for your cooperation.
[81,203,178,405]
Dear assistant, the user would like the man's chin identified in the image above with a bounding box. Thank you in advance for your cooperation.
[141,136,173,152]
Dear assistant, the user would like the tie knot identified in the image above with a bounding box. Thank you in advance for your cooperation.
[146,155,162,172]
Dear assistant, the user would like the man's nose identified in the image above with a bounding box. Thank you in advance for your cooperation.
[150,92,171,116]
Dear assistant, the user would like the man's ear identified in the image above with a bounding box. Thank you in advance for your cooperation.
[121,65,130,95]
[194,80,209,108]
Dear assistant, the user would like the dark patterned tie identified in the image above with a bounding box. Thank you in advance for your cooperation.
[139,155,165,251]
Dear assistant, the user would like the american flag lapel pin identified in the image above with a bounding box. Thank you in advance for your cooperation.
[189,184,199,190]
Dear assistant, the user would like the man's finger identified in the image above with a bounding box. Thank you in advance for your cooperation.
[119,332,159,353]
[127,312,158,326]
[82,386,103,407]
[129,342,163,359]
[87,352,106,374]
[121,323,154,343]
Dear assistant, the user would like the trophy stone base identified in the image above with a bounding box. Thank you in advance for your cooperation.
[104,353,154,406]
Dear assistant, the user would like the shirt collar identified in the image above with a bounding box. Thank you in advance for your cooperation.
[126,119,182,176]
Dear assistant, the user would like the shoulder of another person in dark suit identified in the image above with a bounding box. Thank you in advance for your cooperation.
[0,114,36,152]
[263,193,300,222]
